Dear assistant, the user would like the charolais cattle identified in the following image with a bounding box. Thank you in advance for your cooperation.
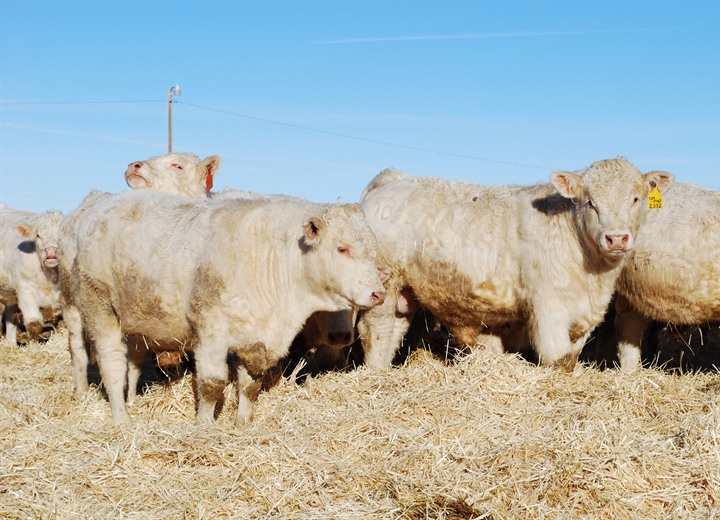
[357,157,673,371]
[0,206,63,345]
[215,188,366,379]
[59,152,222,396]
[66,191,386,425]
[601,181,720,372]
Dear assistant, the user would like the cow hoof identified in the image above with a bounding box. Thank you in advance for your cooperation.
[26,321,43,341]
[553,353,578,373]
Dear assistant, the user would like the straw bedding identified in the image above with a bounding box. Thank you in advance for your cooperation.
[1,326,719,519]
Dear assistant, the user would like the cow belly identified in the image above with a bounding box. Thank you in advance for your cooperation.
[406,255,524,329]
[114,286,193,344]
[121,313,193,346]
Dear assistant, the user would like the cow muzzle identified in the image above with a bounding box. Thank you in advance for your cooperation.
[371,290,387,307]
[125,162,149,188]
[44,246,59,268]
[602,231,633,255]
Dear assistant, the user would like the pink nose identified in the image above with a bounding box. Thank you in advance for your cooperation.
[371,290,386,306]
[45,246,57,258]
[604,234,630,251]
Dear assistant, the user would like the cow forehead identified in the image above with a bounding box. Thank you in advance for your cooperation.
[36,210,63,234]
[149,152,201,169]
[582,158,643,199]
[322,204,378,250]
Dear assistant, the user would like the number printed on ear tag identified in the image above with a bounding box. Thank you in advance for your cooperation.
[648,186,663,209]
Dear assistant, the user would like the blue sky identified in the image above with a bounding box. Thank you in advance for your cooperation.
[1,1,718,214]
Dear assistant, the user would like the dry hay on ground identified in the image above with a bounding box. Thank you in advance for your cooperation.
[1,328,720,519]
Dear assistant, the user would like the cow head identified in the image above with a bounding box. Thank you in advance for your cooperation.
[301,204,387,310]
[16,210,63,269]
[551,157,674,264]
[125,153,222,199]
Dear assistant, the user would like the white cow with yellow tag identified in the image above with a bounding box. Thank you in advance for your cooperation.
[358,157,673,371]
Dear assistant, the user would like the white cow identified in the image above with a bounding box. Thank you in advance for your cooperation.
[0,207,63,345]
[216,188,363,375]
[357,157,674,371]
[608,181,720,371]
[64,191,386,425]
[60,152,222,395]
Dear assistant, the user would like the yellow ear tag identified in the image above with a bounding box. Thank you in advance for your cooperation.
[648,186,663,209]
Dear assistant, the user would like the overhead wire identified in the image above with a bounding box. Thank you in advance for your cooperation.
[177,100,552,171]
[1,98,552,171]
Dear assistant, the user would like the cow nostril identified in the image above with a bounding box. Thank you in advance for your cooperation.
[133,162,143,170]
[605,234,630,250]
[371,290,387,306]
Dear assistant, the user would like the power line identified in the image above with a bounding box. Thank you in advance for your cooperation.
[0,99,162,105]
[178,101,552,171]
[1,98,552,171]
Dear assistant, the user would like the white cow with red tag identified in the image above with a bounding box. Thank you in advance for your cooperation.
[60,152,222,395]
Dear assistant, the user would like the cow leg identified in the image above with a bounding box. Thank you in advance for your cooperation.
[570,331,592,369]
[616,307,649,373]
[64,305,90,394]
[3,303,20,346]
[91,318,131,424]
[530,302,575,371]
[235,365,263,426]
[234,343,270,426]
[76,274,131,424]
[16,289,43,341]
[357,293,412,368]
[126,335,148,402]
[194,335,230,425]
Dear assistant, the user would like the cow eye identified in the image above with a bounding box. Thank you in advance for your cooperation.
[171,163,183,171]
[632,196,639,205]
[337,246,350,256]
[587,199,597,211]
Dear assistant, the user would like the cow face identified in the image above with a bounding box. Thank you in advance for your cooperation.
[302,204,387,310]
[16,210,63,269]
[125,153,221,198]
[551,157,674,262]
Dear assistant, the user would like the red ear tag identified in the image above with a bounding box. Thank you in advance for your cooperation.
[206,173,214,192]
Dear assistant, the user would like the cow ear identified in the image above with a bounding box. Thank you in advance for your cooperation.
[202,155,222,178]
[644,170,674,193]
[303,217,324,247]
[201,155,222,192]
[550,171,583,199]
[15,223,36,239]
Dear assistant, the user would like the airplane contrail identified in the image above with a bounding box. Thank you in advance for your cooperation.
[0,122,160,147]
[313,27,690,44]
